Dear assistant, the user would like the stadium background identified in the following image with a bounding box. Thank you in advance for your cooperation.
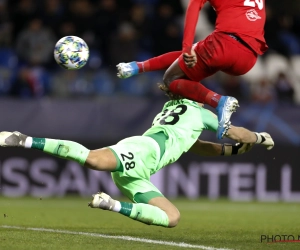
[0,0,299,201]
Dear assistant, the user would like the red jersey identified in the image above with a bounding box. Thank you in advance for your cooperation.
[182,0,268,55]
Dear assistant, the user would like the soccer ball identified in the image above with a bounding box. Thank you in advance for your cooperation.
[54,36,89,70]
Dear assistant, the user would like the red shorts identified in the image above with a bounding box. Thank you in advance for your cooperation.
[178,32,257,82]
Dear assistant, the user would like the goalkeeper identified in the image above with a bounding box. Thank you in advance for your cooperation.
[0,88,274,228]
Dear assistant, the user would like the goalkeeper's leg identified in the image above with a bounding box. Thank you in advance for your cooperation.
[88,192,180,228]
[0,131,118,171]
[0,132,181,227]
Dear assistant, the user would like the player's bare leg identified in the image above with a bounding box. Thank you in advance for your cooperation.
[84,148,117,171]
[0,131,118,171]
[88,192,179,228]
[163,60,239,139]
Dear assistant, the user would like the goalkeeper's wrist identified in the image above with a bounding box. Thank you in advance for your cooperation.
[255,132,266,144]
[221,144,242,156]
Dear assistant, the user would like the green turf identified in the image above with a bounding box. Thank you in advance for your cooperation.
[1,197,300,250]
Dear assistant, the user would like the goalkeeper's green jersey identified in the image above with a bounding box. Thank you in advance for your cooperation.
[143,99,218,174]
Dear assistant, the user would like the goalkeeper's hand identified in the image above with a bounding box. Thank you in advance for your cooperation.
[255,132,274,150]
[222,143,253,156]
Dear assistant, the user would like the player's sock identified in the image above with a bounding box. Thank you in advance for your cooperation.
[169,79,222,108]
[114,201,169,227]
[136,51,181,73]
[89,192,169,227]
[25,137,90,165]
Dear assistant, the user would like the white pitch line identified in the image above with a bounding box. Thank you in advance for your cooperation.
[1,225,234,250]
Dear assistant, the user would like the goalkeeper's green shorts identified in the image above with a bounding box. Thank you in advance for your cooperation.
[109,135,164,203]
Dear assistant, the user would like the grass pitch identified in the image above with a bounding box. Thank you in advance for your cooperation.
[1,197,300,250]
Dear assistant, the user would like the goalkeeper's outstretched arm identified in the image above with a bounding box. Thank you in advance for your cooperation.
[189,139,253,156]
[189,125,275,156]
[225,125,274,150]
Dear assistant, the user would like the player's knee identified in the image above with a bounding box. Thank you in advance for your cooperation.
[85,148,118,172]
[163,61,185,86]
[84,151,100,170]
[84,150,107,171]
[162,73,171,87]
[167,210,181,228]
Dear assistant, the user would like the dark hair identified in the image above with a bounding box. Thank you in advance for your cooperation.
[158,83,182,100]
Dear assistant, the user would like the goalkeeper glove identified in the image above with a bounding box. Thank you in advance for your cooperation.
[255,132,274,150]
[221,143,253,156]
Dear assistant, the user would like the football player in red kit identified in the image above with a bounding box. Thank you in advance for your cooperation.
[117,0,267,139]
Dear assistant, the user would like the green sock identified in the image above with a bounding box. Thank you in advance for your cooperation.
[31,138,90,165]
[119,201,169,227]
